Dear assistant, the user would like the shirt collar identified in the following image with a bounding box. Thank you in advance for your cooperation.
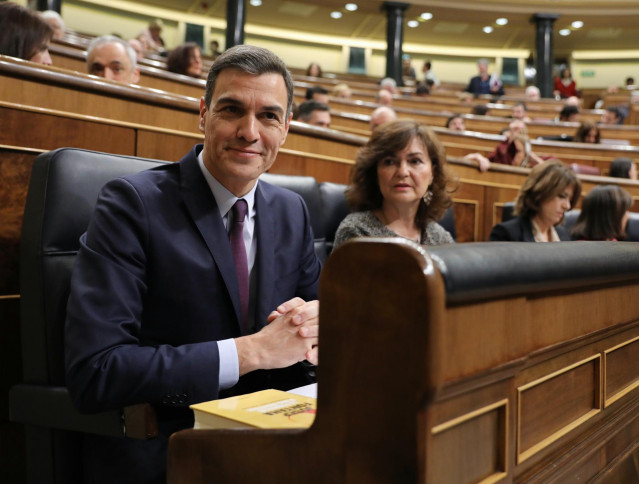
[197,150,258,219]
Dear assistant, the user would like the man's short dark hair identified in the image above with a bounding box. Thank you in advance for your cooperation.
[514,102,527,111]
[559,105,579,120]
[606,106,624,123]
[445,113,463,128]
[305,85,328,100]
[471,104,489,116]
[203,45,294,117]
[415,83,430,96]
[295,100,329,122]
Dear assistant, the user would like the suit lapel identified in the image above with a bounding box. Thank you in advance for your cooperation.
[255,182,276,330]
[522,217,536,242]
[178,146,243,329]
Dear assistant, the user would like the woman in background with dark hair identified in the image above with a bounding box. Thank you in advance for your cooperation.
[306,62,322,77]
[554,67,578,98]
[0,2,53,65]
[574,121,601,144]
[571,185,632,241]
[609,157,638,180]
[167,42,202,78]
[334,119,454,247]
[490,160,581,242]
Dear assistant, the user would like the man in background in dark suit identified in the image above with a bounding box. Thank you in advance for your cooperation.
[65,44,321,484]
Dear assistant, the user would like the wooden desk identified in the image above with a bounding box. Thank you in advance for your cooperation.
[167,240,639,483]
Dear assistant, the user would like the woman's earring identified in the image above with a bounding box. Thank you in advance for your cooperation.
[423,189,433,205]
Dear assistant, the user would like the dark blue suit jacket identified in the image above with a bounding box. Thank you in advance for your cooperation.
[65,145,321,483]
[489,215,570,242]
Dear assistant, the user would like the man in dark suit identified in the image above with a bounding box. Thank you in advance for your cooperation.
[65,45,321,483]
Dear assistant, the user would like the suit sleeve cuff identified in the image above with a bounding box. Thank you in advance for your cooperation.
[217,338,239,390]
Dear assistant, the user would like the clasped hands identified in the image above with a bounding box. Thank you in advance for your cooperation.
[235,297,319,376]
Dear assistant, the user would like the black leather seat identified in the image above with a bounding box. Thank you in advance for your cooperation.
[10,148,356,482]
[10,148,163,484]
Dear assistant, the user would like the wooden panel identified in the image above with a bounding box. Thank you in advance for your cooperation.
[0,147,40,295]
[453,183,484,242]
[430,399,508,484]
[517,355,601,463]
[273,150,351,184]
[136,129,202,161]
[604,336,639,407]
[0,105,136,155]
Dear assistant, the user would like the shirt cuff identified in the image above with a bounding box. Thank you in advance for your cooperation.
[217,338,239,390]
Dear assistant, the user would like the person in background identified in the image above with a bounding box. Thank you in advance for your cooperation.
[86,35,140,84]
[471,104,490,116]
[415,83,430,97]
[466,120,545,173]
[402,54,416,79]
[306,62,322,77]
[525,86,541,101]
[305,85,329,104]
[625,77,636,90]
[512,102,531,123]
[335,119,454,247]
[465,58,504,96]
[295,100,331,128]
[40,10,65,40]
[370,106,397,131]
[601,106,624,125]
[167,42,203,78]
[609,157,638,180]
[489,160,581,242]
[558,105,579,123]
[554,67,578,99]
[422,60,440,88]
[0,2,53,65]
[138,19,165,54]
[380,77,398,94]
[446,113,465,132]
[332,83,351,99]
[571,185,632,241]
[376,89,393,107]
[128,38,144,61]
[574,122,601,144]
[209,40,222,59]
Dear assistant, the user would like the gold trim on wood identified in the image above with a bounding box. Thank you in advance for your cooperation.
[604,335,639,408]
[517,354,602,464]
[0,143,46,154]
[278,148,354,165]
[492,201,508,229]
[0,295,20,300]
[432,398,508,483]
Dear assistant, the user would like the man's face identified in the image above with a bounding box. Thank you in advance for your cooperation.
[307,110,330,128]
[199,69,291,196]
[311,93,329,104]
[513,105,526,119]
[601,111,620,125]
[87,43,139,83]
[448,117,465,132]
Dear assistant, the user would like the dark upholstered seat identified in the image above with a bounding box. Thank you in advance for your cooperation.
[10,148,356,483]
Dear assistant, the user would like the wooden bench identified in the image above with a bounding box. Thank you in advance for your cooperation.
[48,43,206,98]
[0,55,201,133]
[167,239,639,483]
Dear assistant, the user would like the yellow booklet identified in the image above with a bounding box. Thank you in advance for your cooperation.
[190,389,316,430]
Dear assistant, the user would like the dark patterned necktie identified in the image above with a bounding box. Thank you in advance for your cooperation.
[229,199,249,333]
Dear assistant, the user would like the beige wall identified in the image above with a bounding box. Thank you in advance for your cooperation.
[58,0,639,90]
[62,2,180,46]
[572,59,639,90]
